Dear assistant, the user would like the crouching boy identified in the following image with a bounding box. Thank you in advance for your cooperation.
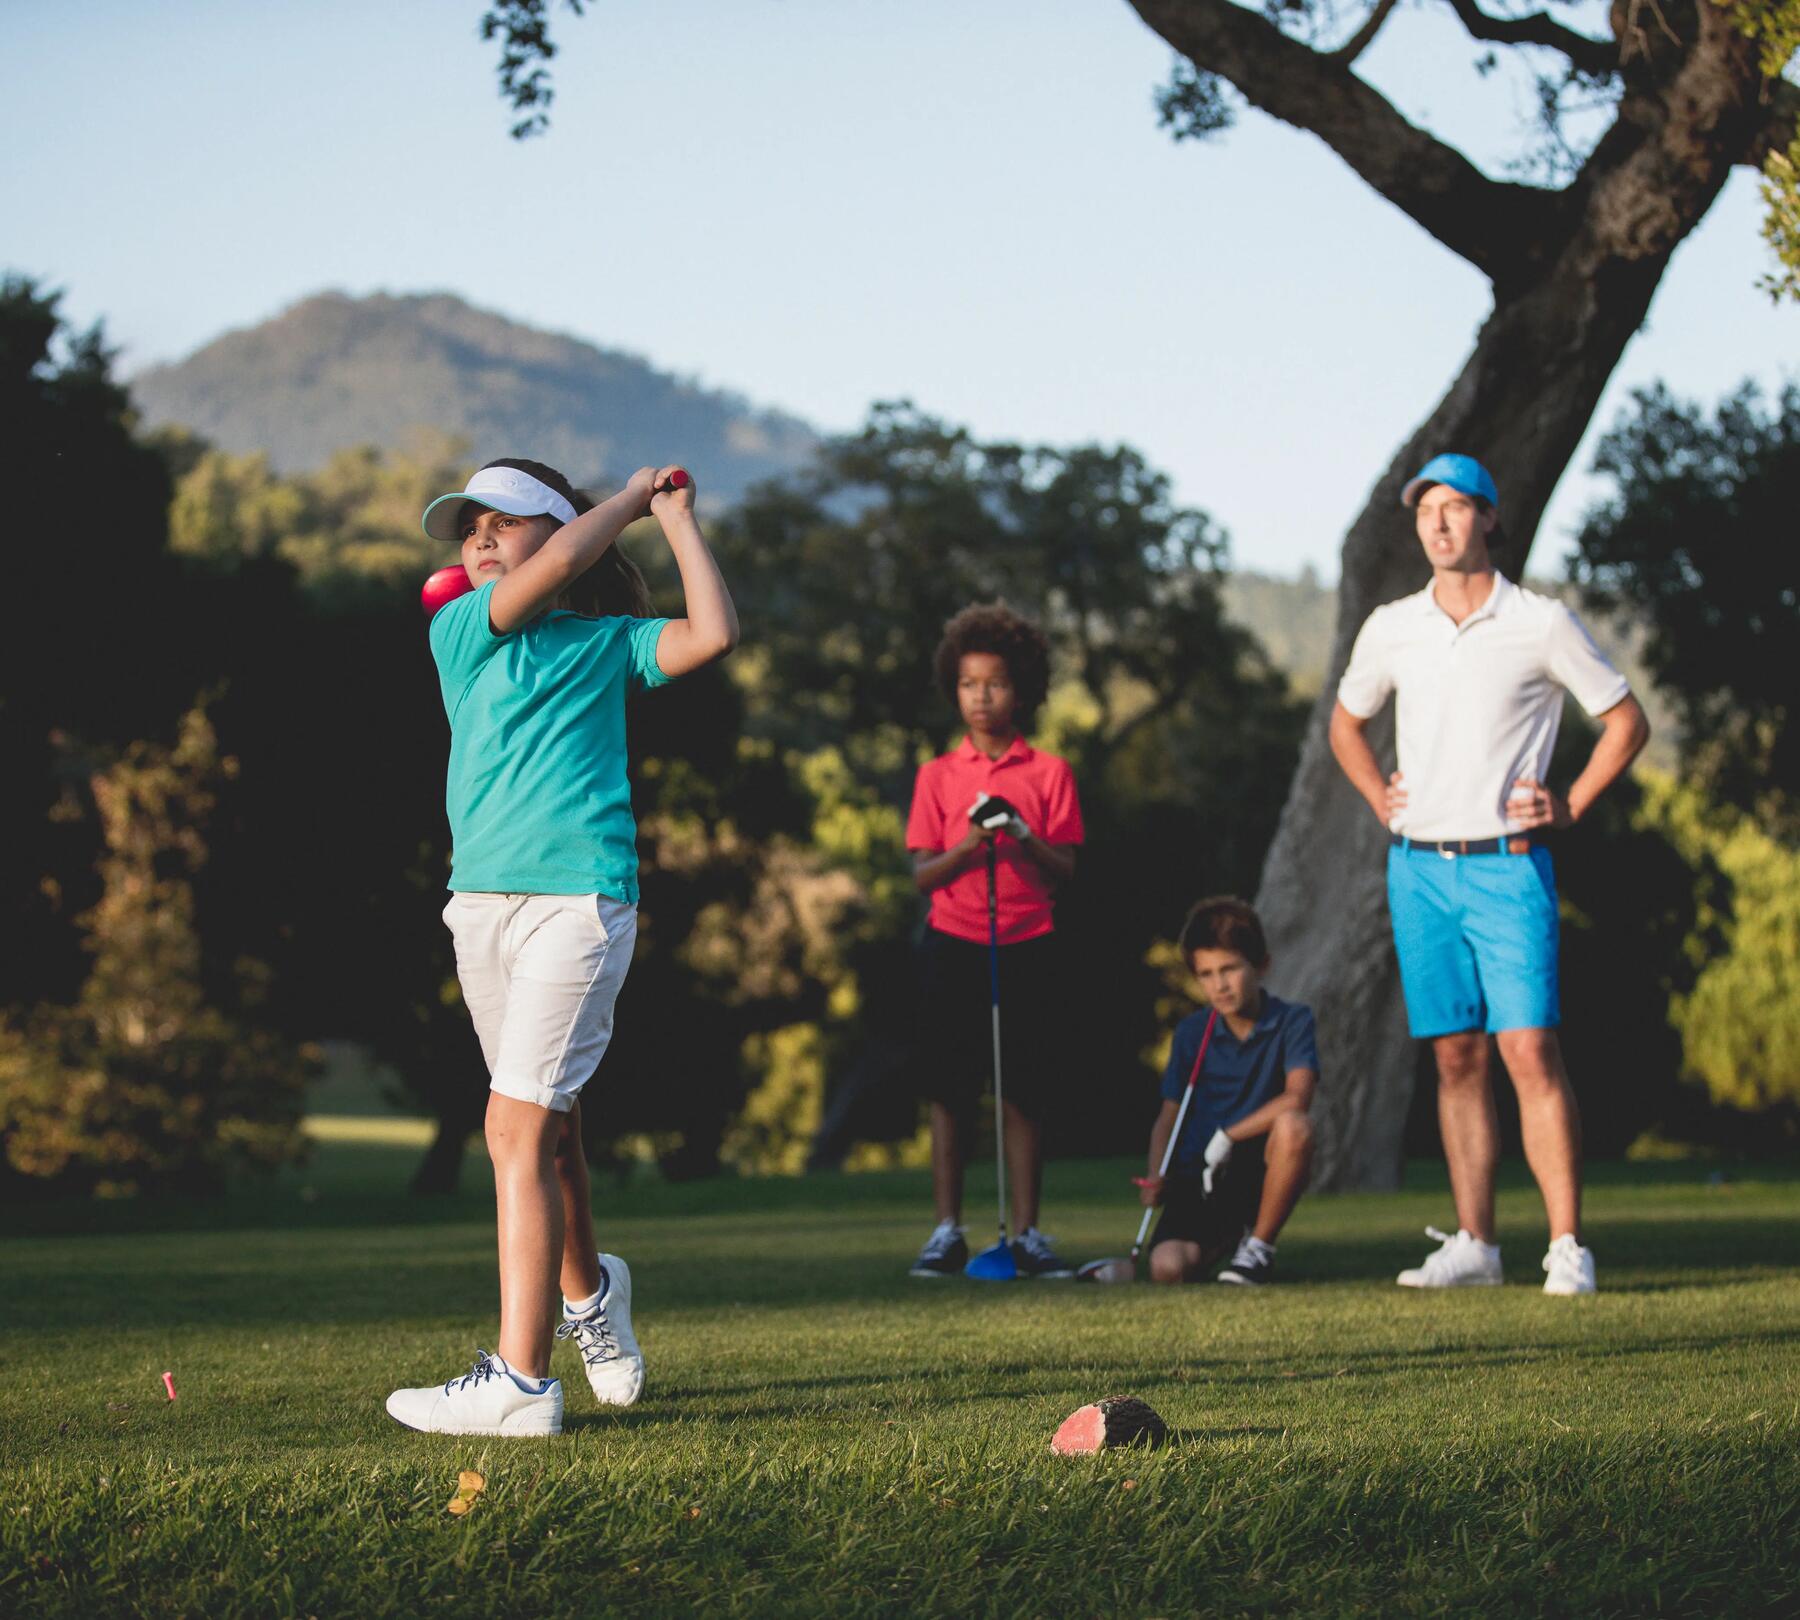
[1141,897,1318,1286]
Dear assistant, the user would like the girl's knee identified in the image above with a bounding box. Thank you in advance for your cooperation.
[485,1094,558,1164]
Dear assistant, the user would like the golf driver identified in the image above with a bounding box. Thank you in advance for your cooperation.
[965,796,1023,1281]
[1076,1005,1219,1284]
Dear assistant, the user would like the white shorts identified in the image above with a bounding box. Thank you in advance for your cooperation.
[443,891,638,1114]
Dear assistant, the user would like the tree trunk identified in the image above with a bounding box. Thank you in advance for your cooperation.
[1255,8,1766,1187]
[410,1115,474,1195]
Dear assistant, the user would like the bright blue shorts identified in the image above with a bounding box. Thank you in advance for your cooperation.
[1386,844,1561,1037]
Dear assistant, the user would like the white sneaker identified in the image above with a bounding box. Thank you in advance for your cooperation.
[555,1252,644,1407]
[1542,1234,1597,1295]
[385,1350,563,1436]
[1396,1226,1503,1288]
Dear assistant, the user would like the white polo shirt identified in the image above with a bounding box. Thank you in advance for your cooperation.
[1337,572,1630,841]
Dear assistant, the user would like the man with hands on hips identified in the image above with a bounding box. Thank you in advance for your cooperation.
[1330,454,1649,1295]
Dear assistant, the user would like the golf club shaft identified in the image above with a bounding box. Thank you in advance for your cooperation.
[986,840,1007,1247]
[1128,1007,1219,1261]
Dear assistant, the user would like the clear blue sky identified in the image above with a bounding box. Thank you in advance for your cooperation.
[7,0,1793,577]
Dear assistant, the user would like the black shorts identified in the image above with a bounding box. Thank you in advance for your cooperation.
[1149,1138,1268,1255]
[915,927,1064,1118]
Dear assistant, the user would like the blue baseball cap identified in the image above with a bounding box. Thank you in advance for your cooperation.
[1401,453,1499,509]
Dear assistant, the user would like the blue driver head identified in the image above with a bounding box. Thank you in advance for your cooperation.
[964,1240,1019,1281]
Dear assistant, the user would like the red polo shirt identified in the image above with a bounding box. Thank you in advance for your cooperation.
[905,735,1084,945]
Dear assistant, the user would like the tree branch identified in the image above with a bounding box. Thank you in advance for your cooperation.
[1127,0,1565,282]
[1329,0,1401,67]
[1439,0,1618,78]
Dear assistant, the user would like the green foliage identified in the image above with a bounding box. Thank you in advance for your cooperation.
[721,405,1305,1166]
[1571,380,1800,839]
[170,434,467,599]
[1758,134,1800,302]
[1154,57,1237,141]
[0,708,312,1197]
[1728,0,1800,299]
[1728,0,1800,79]
[0,281,421,1197]
[1648,778,1800,1114]
[480,0,587,138]
[0,275,182,1013]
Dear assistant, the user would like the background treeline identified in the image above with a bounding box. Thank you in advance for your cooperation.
[2,276,1795,1198]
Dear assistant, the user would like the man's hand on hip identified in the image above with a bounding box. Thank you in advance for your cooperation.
[1507,776,1574,830]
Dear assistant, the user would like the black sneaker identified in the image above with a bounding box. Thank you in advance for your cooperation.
[1217,1234,1276,1285]
[1012,1227,1075,1279]
[909,1220,968,1278]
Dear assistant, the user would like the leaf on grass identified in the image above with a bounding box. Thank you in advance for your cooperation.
[448,1470,487,1516]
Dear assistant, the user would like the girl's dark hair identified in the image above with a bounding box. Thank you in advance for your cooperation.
[933,601,1051,725]
[480,457,653,619]
[1178,896,1269,966]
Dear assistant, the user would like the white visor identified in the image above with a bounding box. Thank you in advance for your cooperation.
[421,466,578,542]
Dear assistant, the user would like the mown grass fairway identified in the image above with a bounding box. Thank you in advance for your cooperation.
[4,1134,1797,1619]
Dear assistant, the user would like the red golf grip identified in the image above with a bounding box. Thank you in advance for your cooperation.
[421,565,475,619]
[655,468,691,494]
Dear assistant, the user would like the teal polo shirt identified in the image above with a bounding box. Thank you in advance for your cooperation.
[429,581,671,899]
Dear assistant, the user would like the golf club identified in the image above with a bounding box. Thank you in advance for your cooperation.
[1076,1005,1219,1284]
[965,797,1022,1281]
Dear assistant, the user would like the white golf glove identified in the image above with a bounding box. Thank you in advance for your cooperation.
[1200,1129,1234,1196]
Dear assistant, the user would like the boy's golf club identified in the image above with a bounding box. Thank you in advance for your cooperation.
[965,795,1023,1281]
[1076,1005,1219,1284]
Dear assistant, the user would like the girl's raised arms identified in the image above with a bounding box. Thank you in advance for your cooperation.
[645,470,740,678]
[483,466,660,635]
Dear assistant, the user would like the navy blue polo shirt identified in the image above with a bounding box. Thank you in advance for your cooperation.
[1161,994,1318,1169]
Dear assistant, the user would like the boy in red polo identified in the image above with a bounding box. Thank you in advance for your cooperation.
[904,603,1085,1279]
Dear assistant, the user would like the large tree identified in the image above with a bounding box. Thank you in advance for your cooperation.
[478,0,1798,1185]
[1126,0,1797,1186]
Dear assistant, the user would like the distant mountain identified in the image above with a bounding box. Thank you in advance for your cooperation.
[131,291,820,506]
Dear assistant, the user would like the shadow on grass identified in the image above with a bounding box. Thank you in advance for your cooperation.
[7,1143,1796,1244]
[6,1207,1798,1341]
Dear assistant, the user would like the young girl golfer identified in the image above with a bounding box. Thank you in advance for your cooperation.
[386,458,738,1436]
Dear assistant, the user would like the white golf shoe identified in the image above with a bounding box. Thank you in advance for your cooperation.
[1396,1226,1503,1288]
[1542,1234,1597,1295]
[555,1252,644,1407]
[385,1350,563,1436]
